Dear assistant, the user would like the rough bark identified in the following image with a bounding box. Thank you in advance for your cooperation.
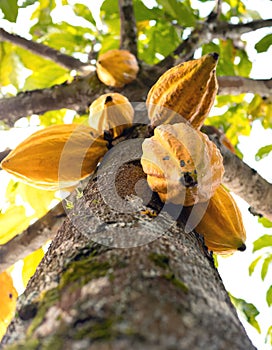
[1,161,256,350]
[118,0,138,57]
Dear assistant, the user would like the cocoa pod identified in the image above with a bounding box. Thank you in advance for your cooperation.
[141,123,224,205]
[96,49,139,87]
[193,184,247,254]
[89,93,134,139]
[0,271,18,340]
[146,53,219,128]
[1,124,108,190]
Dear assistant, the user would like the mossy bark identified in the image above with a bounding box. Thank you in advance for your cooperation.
[1,161,256,350]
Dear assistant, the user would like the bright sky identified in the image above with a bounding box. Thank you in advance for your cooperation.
[0,1,272,349]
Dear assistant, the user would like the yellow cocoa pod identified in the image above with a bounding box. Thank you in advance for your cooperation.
[146,53,219,128]
[89,93,134,139]
[141,123,224,205]
[0,271,18,340]
[194,185,246,254]
[96,49,139,88]
[1,124,108,190]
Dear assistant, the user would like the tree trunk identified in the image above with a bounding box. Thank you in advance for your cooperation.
[1,143,255,350]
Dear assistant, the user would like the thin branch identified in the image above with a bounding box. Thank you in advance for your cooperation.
[218,76,272,97]
[118,0,138,56]
[0,148,11,163]
[219,19,272,37]
[205,130,272,221]
[0,72,271,126]
[0,28,94,74]
[206,0,222,23]
[0,72,107,125]
[159,18,272,67]
[0,202,66,272]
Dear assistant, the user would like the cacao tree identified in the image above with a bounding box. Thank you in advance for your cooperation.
[0,0,272,349]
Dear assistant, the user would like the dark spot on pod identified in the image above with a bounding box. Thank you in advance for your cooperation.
[163,156,170,160]
[179,172,198,188]
[180,160,185,167]
[9,293,13,299]
[237,243,246,252]
[105,95,113,103]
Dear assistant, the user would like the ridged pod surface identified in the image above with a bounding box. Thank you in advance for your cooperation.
[89,93,134,139]
[96,49,139,88]
[146,53,219,128]
[141,123,224,206]
[194,185,247,254]
[1,124,108,190]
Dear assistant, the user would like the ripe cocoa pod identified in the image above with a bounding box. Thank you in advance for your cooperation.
[89,93,134,139]
[141,123,224,205]
[0,271,18,340]
[96,49,139,88]
[1,124,108,190]
[146,53,219,128]
[194,185,246,254]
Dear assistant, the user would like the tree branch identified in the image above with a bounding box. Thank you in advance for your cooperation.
[0,72,108,125]
[159,18,272,67]
[0,202,66,272]
[0,28,94,74]
[0,149,11,163]
[0,71,271,125]
[218,76,272,97]
[205,130,272,221]
[118,0,138,57]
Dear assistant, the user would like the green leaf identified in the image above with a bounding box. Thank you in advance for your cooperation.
[134,0,163,21]
[30,0,56,36]
[258,217,272,228]
[157,0,196,26]
[38,109,68,127]
[255,34,272,53]
[261,255,272,280]
[248,255,262,276]
[229,294,261,333]
[73,3,96,25]
[0,43,24,89]
[255,144,272,161]
[266,325,272,345]
[253,235,272,252]
[16,47,69,90]
[22,248,44,288]
[0,0,18,22]
[0,205,30,244]
[138,19,180,64]
[235,49,252,77]
[20,0,37,8]
[17,182,56,217]
[100,0,119,16]
[266,286,272,307]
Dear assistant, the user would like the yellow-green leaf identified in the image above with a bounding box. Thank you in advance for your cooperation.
[22,248,44,288]
[0,206,30,244]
